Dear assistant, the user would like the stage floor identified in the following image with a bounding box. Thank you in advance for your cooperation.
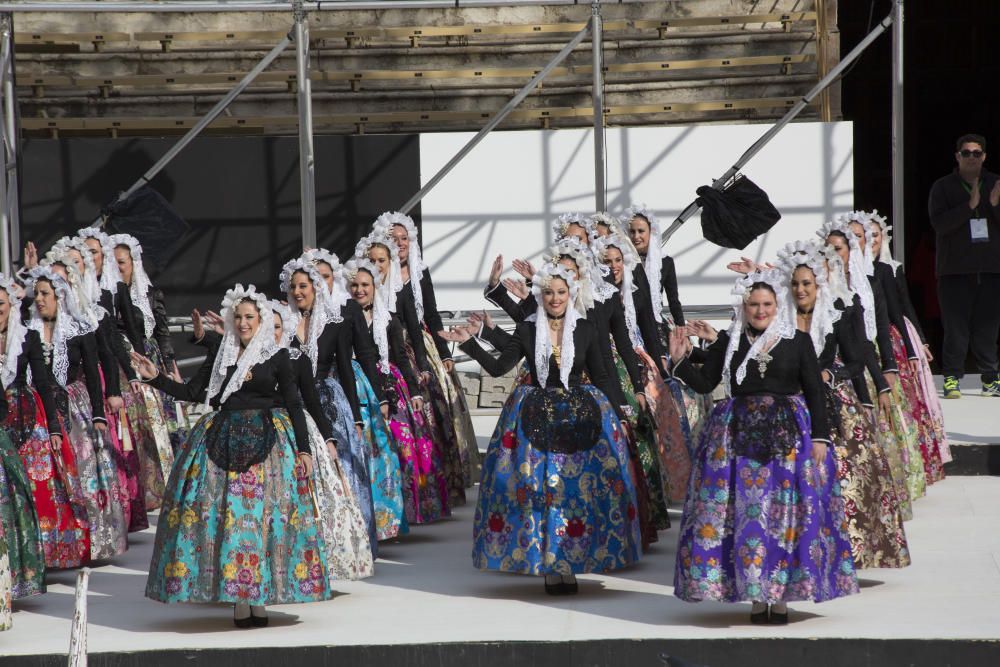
[3,474,1000,658]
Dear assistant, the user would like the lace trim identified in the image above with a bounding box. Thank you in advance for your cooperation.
[774,240,844,356]
[372,211,425,322]
[344,259,391,371]
[278,257,343,375]
[106,233,155,339]
[722,268,797,396]
[205,284,280,407]
[354,230,404,313]
[625,203,664,324]
[302,247,350,313]
[817,219,877,342]
[77,226,124,292]
[529,262,582,389]
[593,233,643,349]
[0,275,27,389]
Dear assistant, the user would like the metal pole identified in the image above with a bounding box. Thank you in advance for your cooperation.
[294,0,316,250]
[590,2,605,212]
[400,23,590,215]
[0,12,15,275]
[891,0,905,265]
[661,11,895,244]
[103,34,291,221]
[0,1,579,12]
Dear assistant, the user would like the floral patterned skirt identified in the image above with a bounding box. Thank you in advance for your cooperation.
[352,361,405,541]
[303,412,374,583]
[673,394,859,604]
[4,385,89,569]
[60,380,128,561]
[825,375,910,569]
[146,408,335,605]
[422,328,479,492]
[119,370,169,512]
[384,363,449,526]
[612,346,668,533]
[890,326,945,484]
[143,340,188,451]
[100,369,148,534]
[473,384,642,576]
[0,429,45,598]
[905,318,951,464]
[637,352,694,505]
[0,524,12,630]
[863,372,915,522]
[318,377,376,552]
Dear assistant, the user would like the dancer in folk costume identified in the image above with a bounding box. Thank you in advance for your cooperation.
[774,242,910,570]
[819,221,923,517]
[136,284,337,627]
[346,258,446,528]
[79,227,170,513]
[858,212,948,481]
[1,275,88,571]
[301,248,402,541]
[26,267,128,561]
[669,269,858,624]
[376,213,479,502]
[46,242,147,533]
[279,257,378,551]
[624,204,713,450]
[106,234,178,497]
[441,262,641,595]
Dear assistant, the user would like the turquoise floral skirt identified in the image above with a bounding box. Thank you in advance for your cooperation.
[145,408,333,605]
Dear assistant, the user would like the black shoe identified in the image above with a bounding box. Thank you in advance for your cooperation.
[768,609,788,625]
[750,604,769,625]
[560,576,579,595]
[250,605,267,628]
[544,576,563,596]
[234,604,252,628]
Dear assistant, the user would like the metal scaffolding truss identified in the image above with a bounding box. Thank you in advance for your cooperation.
[0,1,907,273]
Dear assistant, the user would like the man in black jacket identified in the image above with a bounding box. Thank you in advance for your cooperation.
[928,133,1000,397]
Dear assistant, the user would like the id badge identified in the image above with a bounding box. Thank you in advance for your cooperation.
[970,218,990,243]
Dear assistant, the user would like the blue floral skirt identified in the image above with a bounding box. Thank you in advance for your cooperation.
[146,408,333,605]
[473,384,642,576]
[352,361,406,541]
[673,394,859,604]
[318,377,376,552]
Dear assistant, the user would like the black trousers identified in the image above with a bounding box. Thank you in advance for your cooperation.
[937,273,1000,381]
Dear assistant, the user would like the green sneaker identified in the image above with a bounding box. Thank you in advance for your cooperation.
[983,380,1000,397]
[943,376,961,399]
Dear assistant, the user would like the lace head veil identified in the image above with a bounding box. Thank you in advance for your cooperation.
[624,203,664,323]
[775,240,843,356]
[344,258,390,371]
[302,247,350,313]
[528,262,583,390]
[862,210,902,271]
[354,231,404,313]
[204,284,279,408]
[722,268,796,397]
[25,267,94,387]
[278,257,342,374]
[817,219,876,341]
[372,211,426,321]
[106,233,155,340]
[0,274,27,389]
[77,226,124,291]
[592,232,644,349]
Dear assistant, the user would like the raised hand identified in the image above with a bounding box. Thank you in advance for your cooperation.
[488,254,503,289]
[725,256,758,274]
[668,326,689,362]
[512,258,536,280]
[686,319,718,343]
[192,309,205,340]
[502,277,529,300]
[23,241,39,269]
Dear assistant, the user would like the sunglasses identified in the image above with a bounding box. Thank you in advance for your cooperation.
[959,149,984,158]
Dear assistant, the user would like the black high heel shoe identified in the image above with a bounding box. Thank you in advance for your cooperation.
[544,575,563,596]
[250,605,269,628]
[560,575,578,595]
[750,604,769,625]
[234,604,252,629]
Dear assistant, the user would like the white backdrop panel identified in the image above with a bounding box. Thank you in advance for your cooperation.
[419,121,854,311]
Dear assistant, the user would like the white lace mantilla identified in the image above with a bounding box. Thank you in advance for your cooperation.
[106,233,155,339]
[529,262,582,390]
[279,257,343,375]
[625,203,664,324]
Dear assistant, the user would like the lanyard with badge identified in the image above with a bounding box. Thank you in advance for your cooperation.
[962,179,991,243]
